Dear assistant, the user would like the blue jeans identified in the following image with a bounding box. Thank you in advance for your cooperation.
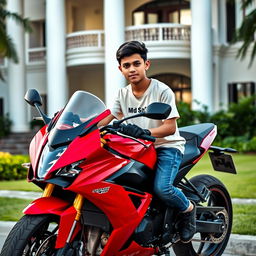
[154,147,190,212]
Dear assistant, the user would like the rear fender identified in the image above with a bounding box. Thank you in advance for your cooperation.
[23,197,81,248]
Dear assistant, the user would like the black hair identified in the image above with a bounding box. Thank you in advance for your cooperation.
[116,41,148,64]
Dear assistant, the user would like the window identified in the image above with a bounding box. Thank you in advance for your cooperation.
[169,11,179,23]
[147,13,159,24]
[226,0,236,42]
[150,73,191,104]
[134,11,145,25]
[228,82,256,103]
[132,0,190,25]
[0,98,3,117]
[29,20,46,48]
[180,9,191,25]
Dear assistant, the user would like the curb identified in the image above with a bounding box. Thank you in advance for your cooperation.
[0,221,255,256]
[0,190,41,200]
[225,234,256,256]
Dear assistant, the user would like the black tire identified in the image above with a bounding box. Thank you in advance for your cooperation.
[173,174,232,256]
[0,214,59,256]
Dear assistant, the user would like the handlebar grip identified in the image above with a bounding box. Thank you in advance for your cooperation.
[140,134,156,142]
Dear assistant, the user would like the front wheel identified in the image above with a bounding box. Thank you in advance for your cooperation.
[0,214,59,256]
[173,174,233,256]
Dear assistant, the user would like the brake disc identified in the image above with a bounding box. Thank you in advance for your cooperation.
[209,209,229,244]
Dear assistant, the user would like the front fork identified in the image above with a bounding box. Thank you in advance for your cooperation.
[66,193,84,243]
[43,183,84,251]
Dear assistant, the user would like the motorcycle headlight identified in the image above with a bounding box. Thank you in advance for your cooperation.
[56,160,84,177]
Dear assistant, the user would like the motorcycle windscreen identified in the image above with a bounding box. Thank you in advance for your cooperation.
[48,91,107,148]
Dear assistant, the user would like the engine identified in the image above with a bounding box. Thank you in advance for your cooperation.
[133,208,163,246]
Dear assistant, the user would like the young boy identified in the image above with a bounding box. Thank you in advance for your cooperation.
[101,41,196,243]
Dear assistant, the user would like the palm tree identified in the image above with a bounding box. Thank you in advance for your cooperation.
[0,0,31,73]
[234,0,256,66]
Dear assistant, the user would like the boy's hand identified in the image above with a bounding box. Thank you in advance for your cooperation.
[118,124,151,138]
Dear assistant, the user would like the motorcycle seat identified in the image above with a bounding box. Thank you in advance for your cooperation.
[179,123,215,167]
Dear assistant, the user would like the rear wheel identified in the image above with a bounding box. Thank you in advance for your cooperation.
[172,174,232,256]
[0,214,59,256]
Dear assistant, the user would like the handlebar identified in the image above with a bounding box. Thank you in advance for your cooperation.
[101,126,156,142]
[140,134,156,142]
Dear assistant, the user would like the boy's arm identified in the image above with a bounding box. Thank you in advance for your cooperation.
[97,114,116,127]
[149,118,177,138]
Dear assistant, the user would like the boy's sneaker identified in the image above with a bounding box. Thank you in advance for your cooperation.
[179,203,196,243]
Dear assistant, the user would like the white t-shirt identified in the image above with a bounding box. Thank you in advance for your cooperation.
[111,79,185,154]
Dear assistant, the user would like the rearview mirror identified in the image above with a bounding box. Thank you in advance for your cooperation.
[24,89,51,124]
[112,102,172,128]
[143,102,171,120]
[24,89,42,107]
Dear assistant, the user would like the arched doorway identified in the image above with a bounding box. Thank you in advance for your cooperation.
[132,0,191,25]
[151,73,191,104]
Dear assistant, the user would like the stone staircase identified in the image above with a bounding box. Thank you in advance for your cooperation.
[0,131,36,155]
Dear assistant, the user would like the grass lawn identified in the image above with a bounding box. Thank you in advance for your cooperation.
[0,197,255,235]
[0,197,31,221]
[0,179,41,192]
[232,204,256,235]
[188,153,256,199]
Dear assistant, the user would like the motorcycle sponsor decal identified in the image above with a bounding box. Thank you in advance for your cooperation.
[92,187,110,194]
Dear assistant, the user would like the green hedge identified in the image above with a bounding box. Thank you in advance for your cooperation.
[0,152,29,180]
[0,114,12,138]
[177,96,256,152]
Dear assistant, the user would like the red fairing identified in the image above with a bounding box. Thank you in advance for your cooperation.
[29,125,48,174]
[66,181,152,255]
[104,134,157,169]
[23,197,70,215]
[45,129,129,181]
[23,197,81,249]
[193,125,217,164]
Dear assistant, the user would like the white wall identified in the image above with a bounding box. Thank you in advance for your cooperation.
[218,46,256,107]
[26,66,47,93]
[68,64,105,102]
[147,59,191,78]
[66,0,103,33]
[24,0,45,20]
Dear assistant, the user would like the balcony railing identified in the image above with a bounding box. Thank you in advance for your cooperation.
[27,47,46,64]
[66,30,104,49]
[125,23,190,42]
[27,24,191,64]
[66,24,190,50]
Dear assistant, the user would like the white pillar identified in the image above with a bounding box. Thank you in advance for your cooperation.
[7,0,28,132]
[191,0,213,112]
[104,0,125,108]
[46,0,67,117]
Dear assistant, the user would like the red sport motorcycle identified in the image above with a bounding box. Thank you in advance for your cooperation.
[0,89,237,256]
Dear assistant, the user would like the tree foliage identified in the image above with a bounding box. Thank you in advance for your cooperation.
[234,0,256,66]
[0,0,31,79]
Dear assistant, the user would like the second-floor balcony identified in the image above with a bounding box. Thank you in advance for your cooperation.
[26,24,191,66]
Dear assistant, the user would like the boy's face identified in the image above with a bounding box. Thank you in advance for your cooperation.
[118,54,150,85]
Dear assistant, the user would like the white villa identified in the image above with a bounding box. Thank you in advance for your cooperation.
[0,0,256,132]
